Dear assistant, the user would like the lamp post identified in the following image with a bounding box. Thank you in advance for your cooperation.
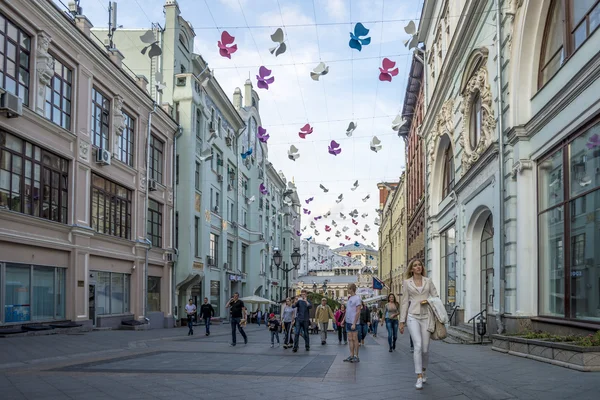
[274,247,300,301]
[322,282,328,297]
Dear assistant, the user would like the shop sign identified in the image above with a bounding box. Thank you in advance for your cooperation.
[229,274,242,281]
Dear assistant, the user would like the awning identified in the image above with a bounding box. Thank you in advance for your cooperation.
[176,273,202,291]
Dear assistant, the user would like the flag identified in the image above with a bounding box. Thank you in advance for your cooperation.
[373,276,385,290]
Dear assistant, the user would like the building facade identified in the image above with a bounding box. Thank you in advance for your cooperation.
[333,243,379,269]
[0,1,178,328]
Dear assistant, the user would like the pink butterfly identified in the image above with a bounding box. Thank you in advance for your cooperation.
[218,31,238,59]
[352,219,358,225]
[325,225,331,232]
[379,58,399,82]
[339,242,345,246]
[345,236,351,241]
[328,140,341,156]
[298,123,313,139]
[346,252,352,257]
[256,66,275,89]
[257,126,269,143]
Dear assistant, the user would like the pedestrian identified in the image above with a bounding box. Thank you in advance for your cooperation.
[226,292,248,346]
[257,309,262,327]
[342,283,362,363]
[292,289,312,353]
[315,298,335,345]
[335,304,347,344]
[371,307,379,338]
[400,259,439,390]
[357,300,370,346]
[382,293,399,352]
[199,297,215,336]
[267,313,281,348]
[280,297,296,349]
[185,298,196,336]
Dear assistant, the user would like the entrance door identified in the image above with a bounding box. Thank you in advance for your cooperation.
[88,284,96,326]
[480,215,494,314]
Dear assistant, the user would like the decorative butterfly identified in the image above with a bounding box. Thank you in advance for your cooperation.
[314,230,320,236]
[241,148,253,159]
[335,231,341,237]
[218,31,238,59]
[306,236,313,241]
[259,183,269,195]
[288,145,300,161]
[247,195,255,204]
[370,136,382,152]
[346,251,352,257]
[342,226,349,232]
[336,194,344,203]
[346,121,357,137]
[361,235,367,241]
[328,140,342,156]
[587,134,600,149]
[303,208,311,215]
[374,217,381,225]
[339,243,345,246]
[310,62,329,81]
[326,237,331,241]
[352,219,358,225]
[332,220,337,227]
[324,211,331,218]
[349,209,358,218]
[301,226,307,232]
[325,225,331,232]
[257,126,269,143]
[354,241,360,247]
[298,123,313,139]
[296,230,302,236]
[379,58,399,82]
[351,180,359,191]
[199,148,213,162]
[362,194,370,202]
[207,130,218,143]
[391,114,404,131]
[370,242,376,248]
[154,72,166,94]
[404,20,419,50]
[361,213,369,218]
[319,184,329,193]
[364,225,371,232]
[340,213,346,219]
[269,28,287,57]
[345,237,351,243]
[140,30,162,58]
[349,23,371,51]
[310,221,316,228]
[354,229,361,236]
[305,197,314,204]
[314,216,322,221]
[369,255,374,260]
[256,66,275,90]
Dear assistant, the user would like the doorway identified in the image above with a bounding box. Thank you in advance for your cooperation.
[480,215,494,314]
[88,284,96,327]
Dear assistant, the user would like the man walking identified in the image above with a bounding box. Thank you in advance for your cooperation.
[343,284,362,363]
[315,298,335,345]
[226,292,248,346]
[199,297,215,336]
[292,289,312,352]
[185,298,196,336]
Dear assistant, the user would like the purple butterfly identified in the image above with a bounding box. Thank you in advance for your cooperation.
[314,216,322,221]
[303,208,311,215]
[296,230,302,236]
[256,66,275,90]
[259,183,268,195]
[257,126,269,143]
[328,140,341,156]
[305,197,314,204]
[587,134,600,149]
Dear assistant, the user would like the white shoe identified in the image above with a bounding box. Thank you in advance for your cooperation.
[270,344,274,348]
[415,377,423,390]
[422,372,427,383]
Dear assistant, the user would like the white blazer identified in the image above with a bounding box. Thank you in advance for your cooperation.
[400,276,439,323]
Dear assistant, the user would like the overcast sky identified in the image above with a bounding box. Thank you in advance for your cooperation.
[57,0,421,248]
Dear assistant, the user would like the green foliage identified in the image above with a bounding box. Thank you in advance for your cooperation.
[307,292,341,311]
[515,330,600,347]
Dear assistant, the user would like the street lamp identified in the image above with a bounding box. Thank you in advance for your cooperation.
[322,282,328,296]
[275,247,300,301]
[313,283,317,292]
[272,248,282,268]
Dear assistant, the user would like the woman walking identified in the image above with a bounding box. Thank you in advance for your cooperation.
[370,307,379,337]
[357,301,370,346]
[334,304,347,344]
[381,294,400,352]
[400,259,439,390]
[280,298,296,349]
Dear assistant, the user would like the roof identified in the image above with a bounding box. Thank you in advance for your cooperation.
[293,276,358,285]
[333,243,377,253]
[399,55,424,138]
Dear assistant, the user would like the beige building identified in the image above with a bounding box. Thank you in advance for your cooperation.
[294,273,377,302]
[0,2,178,328]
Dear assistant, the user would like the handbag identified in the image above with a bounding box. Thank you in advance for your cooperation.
[431,319,447,340]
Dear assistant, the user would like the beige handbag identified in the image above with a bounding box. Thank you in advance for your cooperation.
[431,319,447,340]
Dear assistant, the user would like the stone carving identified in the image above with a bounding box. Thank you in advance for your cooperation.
[459,67,496,172]
[78,141,90,162]
[113,95,125,136]
[428,98,455,164]
[139,170,147,191]
[167,189,173,205]
[36,31,54,116]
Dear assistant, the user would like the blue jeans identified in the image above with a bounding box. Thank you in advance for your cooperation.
[187,316,194,334]
[204,317,211,334]
[230,317,247,345]
[270,330,280,344]
[294,320,310,350]
[372,320,379,335]
[257,316,261,326]
[385,318,398,349]
[357,324,368,342]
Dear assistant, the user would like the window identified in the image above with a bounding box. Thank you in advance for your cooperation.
[175,212,179,248]
[149,135,164,184]
[94,271,130,315]
[210,280,220,316]
[469,93,482,149]
[215,191,220,212]
[230,202,234,222]
[241,244,247,273]
[91,173,132,239]
[210,233,219,266]
[44,58,72,130]
[175,155,179,184]
[210,188,213,209]
[217,116,222,137]
[283,238,286,251]
[227,240,234,268]
[442,145,455,199]
[195,162,200,190]
[147,276,161,312]
[0,130,69,223]
[147,199,162,248]
[91,88,110,149]
[0,14,30,105]
[539,0,600,87]
[118,113,134,167]
[538,119,600,322]
[194,216,199,257]
[196,109,202,139]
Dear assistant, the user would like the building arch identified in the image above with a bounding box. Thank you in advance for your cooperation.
[430,132,455,215]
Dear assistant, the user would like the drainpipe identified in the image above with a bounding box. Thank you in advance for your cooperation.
[495,0,506,334]
[173,125,183,327]
[235,127,244,298]
[143,103,157,321]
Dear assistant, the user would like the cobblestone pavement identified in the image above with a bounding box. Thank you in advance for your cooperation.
[0,323,599,399]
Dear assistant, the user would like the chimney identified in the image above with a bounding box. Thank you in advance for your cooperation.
[233,87,242,110]
[108,48,124,68]
[75,15,93,37]
[161,102,173,118]
[244,79,253,108]
[136,75,149,93]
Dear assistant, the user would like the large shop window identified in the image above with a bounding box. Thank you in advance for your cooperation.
[0,13,31,105]
[147,276,161,312]
[147,199,163,248]
[440,226,457,306]
[1,263,65,323]
[94,271,130,315]
[91,173,132,239]
[0,130,68,223]
[538,119,600,322]
[210,280,220,317]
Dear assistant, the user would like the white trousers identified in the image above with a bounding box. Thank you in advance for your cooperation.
[407,315,430,374]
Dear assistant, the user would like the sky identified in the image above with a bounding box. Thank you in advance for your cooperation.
[55,0,423,248]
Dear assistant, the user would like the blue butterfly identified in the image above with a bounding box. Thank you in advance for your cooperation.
[349,23,371,51]
[354,241,360,247]
[306,236,313,241]
[241,147,253,159]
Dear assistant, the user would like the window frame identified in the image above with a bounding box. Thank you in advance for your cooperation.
[147,198,163,248]
[149,135,164,184]
[91,87,110,149]
[209,233,219,266]
[442,145,455,199]
[44,55,72,130]
[118,112,135,167]
[469,92,482,150]
[90,173,132,239]
[0,13,31,106]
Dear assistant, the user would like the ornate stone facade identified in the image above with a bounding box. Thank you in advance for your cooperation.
[428,98,454,164]
[35,31,54,116]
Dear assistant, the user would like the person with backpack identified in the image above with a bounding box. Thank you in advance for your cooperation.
[315,298,335,345]
[199,297,215,336]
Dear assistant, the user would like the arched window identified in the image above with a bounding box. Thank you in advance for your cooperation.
[480,215,494,312]
[442,144,455,199]
[470,92,482,149]
[539,0,565,87]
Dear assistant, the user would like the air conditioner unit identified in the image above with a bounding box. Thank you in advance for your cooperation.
[148,179,158,192]
[223,262,229,270]
[214,205,219,213]
[206,256,214,266]
[95,148,111,165]
[225,136,232,146]
[166,253,178,262]
[227,184,233,191]
[217,174,223,182]
[259,234,265,241]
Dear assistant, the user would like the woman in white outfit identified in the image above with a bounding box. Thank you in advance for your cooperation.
[399,259,439,390]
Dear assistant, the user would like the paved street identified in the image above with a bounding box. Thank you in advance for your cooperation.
[0,324,599,400]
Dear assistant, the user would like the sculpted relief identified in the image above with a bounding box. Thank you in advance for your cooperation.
[428,98,454,165]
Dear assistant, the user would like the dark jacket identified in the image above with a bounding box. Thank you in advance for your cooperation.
[199,303,215,319]
[292,298,312,322]
[358,307,370,325]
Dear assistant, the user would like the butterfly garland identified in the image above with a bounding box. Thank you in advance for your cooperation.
[218,31,238,59]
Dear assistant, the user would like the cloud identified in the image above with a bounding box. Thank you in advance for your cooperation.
[218,0,248,11]
[321,0,347,21]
